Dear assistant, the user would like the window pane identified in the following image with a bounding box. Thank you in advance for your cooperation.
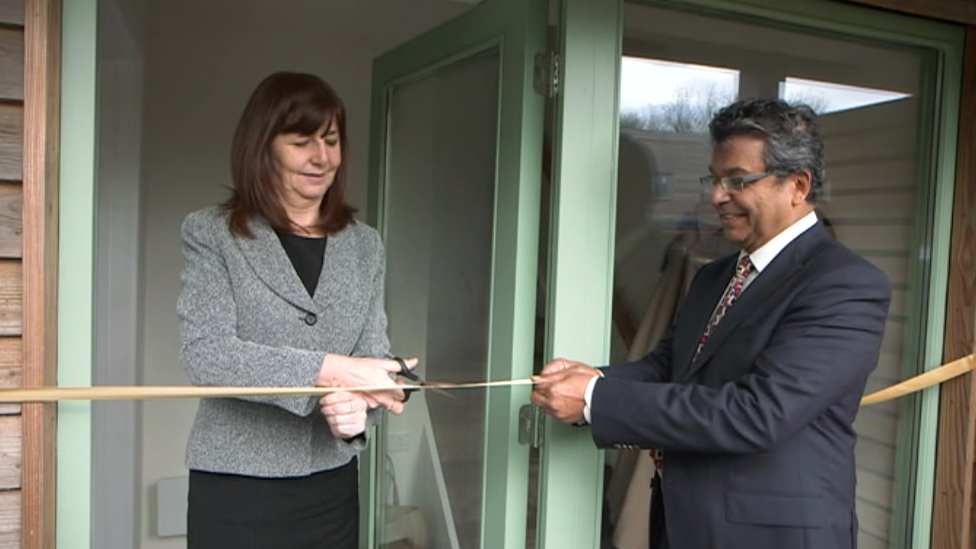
[607,4,933,549]
[780,76,911,114]
[621,58,738,134]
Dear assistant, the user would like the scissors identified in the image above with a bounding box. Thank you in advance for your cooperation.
[389,356,454,399]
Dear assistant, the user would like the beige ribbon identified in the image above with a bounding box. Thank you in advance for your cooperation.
[1,353,973,405]
[860,352,976,405]
[0,378,537,403]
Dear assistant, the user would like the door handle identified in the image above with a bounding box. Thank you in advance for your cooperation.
[518,404,545,448]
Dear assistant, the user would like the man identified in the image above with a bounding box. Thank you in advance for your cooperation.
[531,98,891,549]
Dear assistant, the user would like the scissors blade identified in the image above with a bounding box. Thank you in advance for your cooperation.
[414,381,456,399]
[390,356,455,399]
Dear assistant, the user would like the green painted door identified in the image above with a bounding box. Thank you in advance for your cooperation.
[366,0,546,547]
[534,2,963,549]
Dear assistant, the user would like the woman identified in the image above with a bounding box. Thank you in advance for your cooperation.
[178,71,413,548]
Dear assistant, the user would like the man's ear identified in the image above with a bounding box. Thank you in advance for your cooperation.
[791,171,812,205]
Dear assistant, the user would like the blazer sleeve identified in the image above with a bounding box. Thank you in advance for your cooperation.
[351,228,392,359]
[177,212,323,416]
[591,259,891,453]
[350,228,392,432]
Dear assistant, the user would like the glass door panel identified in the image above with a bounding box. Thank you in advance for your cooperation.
[603,3,945,549]
[368,0,547,547]
[381,48,499,549]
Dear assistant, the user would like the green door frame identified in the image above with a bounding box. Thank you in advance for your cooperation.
[57,0,98,546]
[534,1,622,548]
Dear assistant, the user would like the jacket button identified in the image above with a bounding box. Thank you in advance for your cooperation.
[303,312,318,326]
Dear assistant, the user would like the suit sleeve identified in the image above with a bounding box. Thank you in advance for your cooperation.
[591,260,891,453]
[350,229,392,433]
[178,212,322,416]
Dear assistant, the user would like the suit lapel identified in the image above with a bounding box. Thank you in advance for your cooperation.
[669,255,735,380]
[235,217,318,312]
[679,223,830,381]
[312,223,349,311]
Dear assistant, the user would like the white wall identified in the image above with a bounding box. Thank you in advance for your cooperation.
[137,1,468,547]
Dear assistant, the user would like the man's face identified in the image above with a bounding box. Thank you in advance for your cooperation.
[707,135,810,252]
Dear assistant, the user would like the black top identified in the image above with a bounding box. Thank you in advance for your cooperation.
[277,232,327,296]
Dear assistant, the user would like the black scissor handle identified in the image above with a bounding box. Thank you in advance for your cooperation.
[391,356,419,402]
[393,356,421,383]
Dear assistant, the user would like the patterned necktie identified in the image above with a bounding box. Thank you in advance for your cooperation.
[694,255,754,357]
[651,255,754,477]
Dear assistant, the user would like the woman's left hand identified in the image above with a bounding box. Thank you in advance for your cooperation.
[319,391,369,438]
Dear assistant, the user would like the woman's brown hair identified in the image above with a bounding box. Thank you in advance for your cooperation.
[223,71,355,238]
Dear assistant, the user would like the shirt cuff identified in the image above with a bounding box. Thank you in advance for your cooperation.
[582,370,604,424]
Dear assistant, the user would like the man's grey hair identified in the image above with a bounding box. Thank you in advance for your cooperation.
[708,98,825,202]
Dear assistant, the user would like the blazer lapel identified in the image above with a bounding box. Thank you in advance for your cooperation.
[311,223,349,311]
[669,255,736,381]
[680,223,830,381]
[235,217,318,312]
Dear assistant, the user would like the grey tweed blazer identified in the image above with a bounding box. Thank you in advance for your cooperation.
[177,206,390,477]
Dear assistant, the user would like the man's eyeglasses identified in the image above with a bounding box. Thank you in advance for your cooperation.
[699,172,772,193]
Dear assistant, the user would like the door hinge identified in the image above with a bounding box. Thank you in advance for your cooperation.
[533,51,559,98]
[518,404,546,448]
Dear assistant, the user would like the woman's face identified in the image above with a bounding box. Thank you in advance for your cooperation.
[270,122,342,209]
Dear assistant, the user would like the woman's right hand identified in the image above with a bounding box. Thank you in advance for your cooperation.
[316,354,418,412]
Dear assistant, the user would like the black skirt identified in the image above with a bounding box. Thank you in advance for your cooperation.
[187,458,359,549]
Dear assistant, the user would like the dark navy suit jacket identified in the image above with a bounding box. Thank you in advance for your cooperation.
[592,222,891,549]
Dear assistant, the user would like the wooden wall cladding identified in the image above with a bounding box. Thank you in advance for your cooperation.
[0,105,21,182]
[0,0,19,546]
[0,0,24,26]
[0,184,21,259]
[0,337,19,416]
[0,490,17,546]
[0,27,23,101]
[0,261,18,337]
[931,23,976,549]
[0,416,19,490]
[0,338,18,492]
[21,0,58,545]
